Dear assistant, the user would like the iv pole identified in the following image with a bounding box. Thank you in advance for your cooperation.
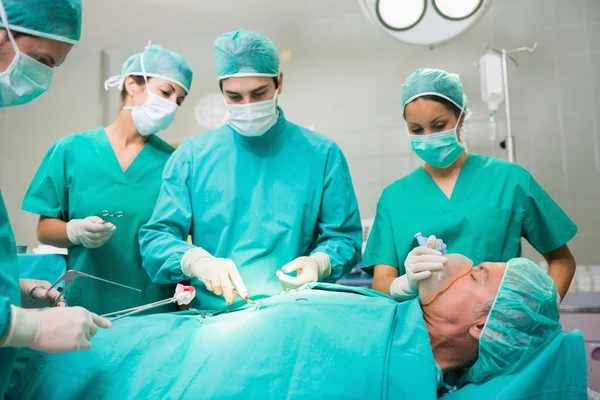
[487,43,537,163]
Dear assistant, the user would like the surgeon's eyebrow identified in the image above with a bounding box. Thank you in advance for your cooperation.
[250,85,269,95]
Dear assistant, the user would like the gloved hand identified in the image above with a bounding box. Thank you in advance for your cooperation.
[181,248,247,304]
[66,216,115,248]
[0,306,112,353]
[277,253,331,290]
[19,279,66,308]
[390,241,447,301]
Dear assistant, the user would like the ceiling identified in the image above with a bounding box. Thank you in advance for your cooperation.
[79,0,363,52]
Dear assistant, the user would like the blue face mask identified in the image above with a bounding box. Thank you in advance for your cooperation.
[409,115,465,169]
[0,4,54,108]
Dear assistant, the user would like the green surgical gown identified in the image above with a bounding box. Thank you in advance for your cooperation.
[139,109,362,310]
[0,191,20,397]
[362,154,577,275]
[22,127,176,315]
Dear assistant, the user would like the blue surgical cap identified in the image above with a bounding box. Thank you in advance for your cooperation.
[466,258,561,383]
[105,44,193,94]
[0,0,82,44]
[402,68,468,113]
[214,29,280,80]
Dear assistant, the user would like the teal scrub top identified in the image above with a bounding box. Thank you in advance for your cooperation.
[22,127,177,315]
[362,154,577,275]
[139,109,362,310]
[0,191,19,397]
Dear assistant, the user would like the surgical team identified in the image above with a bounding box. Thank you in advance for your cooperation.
[0,0,578,396]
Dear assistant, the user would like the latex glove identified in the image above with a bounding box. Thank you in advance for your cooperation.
[390,246,446,301]
[19,279,66,308]
[67,216,115,249]
[0,306,112,353]
[277,253,331,290]
[181,248,247,304]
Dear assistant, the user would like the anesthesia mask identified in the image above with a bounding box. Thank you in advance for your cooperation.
[419,254,473,305]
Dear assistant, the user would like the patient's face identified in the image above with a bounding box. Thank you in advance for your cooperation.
[423,262,506,328]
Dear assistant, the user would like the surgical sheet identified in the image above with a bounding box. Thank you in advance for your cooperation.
[8,284,439,400]
[6,284,587,399]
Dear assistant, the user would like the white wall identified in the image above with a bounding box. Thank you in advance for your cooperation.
[2,0,599,264]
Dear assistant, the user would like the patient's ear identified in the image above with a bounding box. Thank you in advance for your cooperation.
[469,318,486,340]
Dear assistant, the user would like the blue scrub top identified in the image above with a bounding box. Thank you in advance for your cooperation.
[0,190,20,396]
[363,154,577,275]
[22,128,176,315]
[139,108,362,310]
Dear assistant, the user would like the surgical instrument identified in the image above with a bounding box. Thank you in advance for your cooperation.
[99,210,124,223]
[46,270,141,306]
[234,290,262,306]
[101,284,196,321]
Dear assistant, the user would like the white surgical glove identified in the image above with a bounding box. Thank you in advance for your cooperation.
[181,248,247,304]
[277,253,331,290]
[390,245,446,301]
[19,279,66,308]
[0,306,112,353]
[67,216,115,249]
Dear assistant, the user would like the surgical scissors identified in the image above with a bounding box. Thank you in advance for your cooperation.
[46,270,141,306]
[99,210,124,223]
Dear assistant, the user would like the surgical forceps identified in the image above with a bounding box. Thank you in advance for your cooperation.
[101,284,196,321]
[46,270,141,306]
[99,210,124,223]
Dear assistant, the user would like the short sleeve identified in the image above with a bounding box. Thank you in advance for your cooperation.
[522,172,577,254]
[21,142,69,220]
[361,189,400,276]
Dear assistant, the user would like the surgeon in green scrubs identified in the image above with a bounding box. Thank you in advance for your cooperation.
[363,68,577,302]
[22,44,193,315]
[139,30,361,310]
[1,0,112,396]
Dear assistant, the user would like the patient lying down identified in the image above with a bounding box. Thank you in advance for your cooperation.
[422,257,561,387]
[6,258,564,400]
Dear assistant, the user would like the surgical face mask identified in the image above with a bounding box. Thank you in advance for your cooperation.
[0,4,54,108]
[408,112,465,168]
[123,53,178,136]
[125,86,178,136]
[419,254,473,305]
[225,91,279,137]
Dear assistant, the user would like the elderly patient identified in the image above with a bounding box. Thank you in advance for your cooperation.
[421,258,560,388]
[6,258,566,400]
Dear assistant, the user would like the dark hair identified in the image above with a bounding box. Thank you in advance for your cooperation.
[404,95,462,119]
[120,75,147,102]
[218,76,279,92]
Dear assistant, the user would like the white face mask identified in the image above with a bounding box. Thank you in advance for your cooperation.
[225,91,279,137]
[123,53,178,136]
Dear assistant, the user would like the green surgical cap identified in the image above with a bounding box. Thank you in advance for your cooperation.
[0,0,82,44]
[106,44,193,93]
[214,29,280,80]
[467,258,561,383]
[401,68,468,113]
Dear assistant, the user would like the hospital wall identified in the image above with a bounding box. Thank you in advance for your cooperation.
[1,0,600,266]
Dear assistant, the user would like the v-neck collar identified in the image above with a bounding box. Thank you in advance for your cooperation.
[98,127,153,179]
[417,154,476,207]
